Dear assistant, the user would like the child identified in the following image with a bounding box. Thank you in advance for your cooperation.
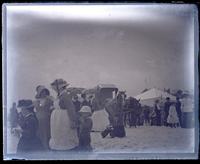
[167,102,179,128]
[78,106,93,151]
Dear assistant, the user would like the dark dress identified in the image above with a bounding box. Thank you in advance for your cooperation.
[105,98,126,138]
[164,101,171,126]
[176,100,182,126]
[143,107,150,125]
[78,117,93,151]
[155,104,161,126]
[17,113,43,153]
[35,96,54,150]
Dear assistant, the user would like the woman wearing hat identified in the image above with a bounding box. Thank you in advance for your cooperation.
[14,99,43,153]
[49,79,79,151]
[35,85,54,150]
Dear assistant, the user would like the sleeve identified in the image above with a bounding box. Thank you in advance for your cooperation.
[60,93,78,128]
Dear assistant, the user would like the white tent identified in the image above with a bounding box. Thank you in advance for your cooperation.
[134,88,176,107]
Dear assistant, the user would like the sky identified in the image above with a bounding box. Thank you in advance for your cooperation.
[4,4,197,107]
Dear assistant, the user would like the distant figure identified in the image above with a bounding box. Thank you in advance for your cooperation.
[81,93,91,107]
[154,100,161,126]
[78,106,93,151]
[164,97,171,126]
[150,108,157,126]
[35,85,54,150]
[73,95,81,113]
[176,97,182,127]
[143,105,150,126]
[15,100,43,153]
[49,79,79,151]
[9,102,18,129]
[167,102,179,128]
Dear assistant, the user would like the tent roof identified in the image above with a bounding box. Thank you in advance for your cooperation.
[97,84,118,89]
[135,88,176,101]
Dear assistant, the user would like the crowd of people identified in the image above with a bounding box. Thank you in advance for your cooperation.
[8,78,184,154]
[9,79,95,154]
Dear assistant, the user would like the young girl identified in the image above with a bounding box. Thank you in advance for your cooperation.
[167,102,179,128]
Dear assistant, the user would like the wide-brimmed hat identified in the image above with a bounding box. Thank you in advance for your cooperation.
[35,85,50,98]
[51,79,70,92]
[17,99,34,109]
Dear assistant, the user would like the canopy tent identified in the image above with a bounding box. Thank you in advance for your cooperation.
[134,88,176,107]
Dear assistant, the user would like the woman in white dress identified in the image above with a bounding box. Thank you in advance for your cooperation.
[49,79,79,151]
[167,102,179,128]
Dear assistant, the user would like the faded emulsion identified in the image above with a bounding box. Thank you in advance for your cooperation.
[2,4,199,160]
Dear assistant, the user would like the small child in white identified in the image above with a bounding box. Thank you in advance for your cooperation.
[78,106,93,151]
[167,102,179,128]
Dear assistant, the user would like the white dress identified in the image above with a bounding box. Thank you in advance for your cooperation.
[167,105,179,124]
[49,98,79,150]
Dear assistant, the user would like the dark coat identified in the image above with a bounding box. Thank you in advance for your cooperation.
[176,101,182,115]
[17,113,43,153]
[164,101,171,116]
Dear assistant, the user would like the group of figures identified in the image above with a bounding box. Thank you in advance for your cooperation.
[9,79,95,154]
[123,97,183,128]
[8,78,184,154]
[9,79,129,154]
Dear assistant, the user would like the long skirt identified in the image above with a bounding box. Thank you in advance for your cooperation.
[113,125,126,138]
[36,111,51,150]
[17,136,43,153]
[49,109,79,150]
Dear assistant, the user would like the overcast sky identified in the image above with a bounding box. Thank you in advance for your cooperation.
[5,4,197,107]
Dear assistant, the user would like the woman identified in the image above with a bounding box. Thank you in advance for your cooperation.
[154,100,161,126]
[14,99,43,153]
[104,92,126,138]
[35,85,54,150]
[150,108,157,126]
[49,79,79,151]
[167,102,179,128]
